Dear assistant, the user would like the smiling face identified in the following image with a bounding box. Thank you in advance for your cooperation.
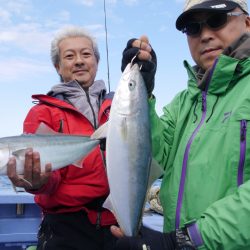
[56,36,98,88]
[187,8,250,70]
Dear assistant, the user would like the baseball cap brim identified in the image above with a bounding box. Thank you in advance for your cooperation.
[176,1,240,31]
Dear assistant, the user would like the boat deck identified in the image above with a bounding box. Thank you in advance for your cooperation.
[0,177,41,250]
[0,177,163,250]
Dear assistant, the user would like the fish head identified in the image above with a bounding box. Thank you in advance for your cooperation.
[113,63,147,116]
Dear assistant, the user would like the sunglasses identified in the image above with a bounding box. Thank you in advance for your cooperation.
[182,12,244,36]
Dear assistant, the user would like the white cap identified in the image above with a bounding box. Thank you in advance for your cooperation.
[176,0,248,30]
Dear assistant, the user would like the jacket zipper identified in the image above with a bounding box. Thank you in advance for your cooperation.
[237,120,247,186]
[175,60,218,229]
[175,91,208,229]
[84,89,97,129]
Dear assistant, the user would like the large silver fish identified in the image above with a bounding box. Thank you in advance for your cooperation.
[0,123,99,175]
[104,62,162,236]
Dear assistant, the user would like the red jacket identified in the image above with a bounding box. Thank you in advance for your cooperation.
[24,94,116,226]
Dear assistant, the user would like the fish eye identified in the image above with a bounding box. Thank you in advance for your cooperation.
[128,80,136,91]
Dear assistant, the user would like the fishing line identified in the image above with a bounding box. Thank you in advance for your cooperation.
[103,0,111,92]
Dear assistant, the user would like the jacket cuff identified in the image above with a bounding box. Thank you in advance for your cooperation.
[186,222,204,248]
[26,171,61,194]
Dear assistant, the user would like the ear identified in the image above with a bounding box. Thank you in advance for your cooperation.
[245,15,250,31]
[55,63,60,73]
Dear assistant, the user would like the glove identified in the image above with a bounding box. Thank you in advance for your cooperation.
[114,226,176,250]
[99,137,106,151]
[121,38,157,96]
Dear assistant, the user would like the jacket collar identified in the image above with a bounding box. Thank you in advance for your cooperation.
[184,33,250,96]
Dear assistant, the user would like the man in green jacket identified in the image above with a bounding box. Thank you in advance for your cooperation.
[112,0,250,249]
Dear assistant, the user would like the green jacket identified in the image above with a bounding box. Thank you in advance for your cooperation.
[150,34,250,249]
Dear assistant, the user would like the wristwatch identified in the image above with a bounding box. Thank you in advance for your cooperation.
[175,228,196,250]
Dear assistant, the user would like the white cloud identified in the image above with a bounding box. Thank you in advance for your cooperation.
[58,10,71,22]
[0,8,11,23]
[74,0,95,6]
[0,58,52,81]
[0,30,17,42]
[4,0,32,15]
[0,23,54,54]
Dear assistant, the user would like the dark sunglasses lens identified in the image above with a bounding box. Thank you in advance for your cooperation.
[207,13,227,28]
[185,22,201,36]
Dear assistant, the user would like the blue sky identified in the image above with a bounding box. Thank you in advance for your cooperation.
[1,0,248,137]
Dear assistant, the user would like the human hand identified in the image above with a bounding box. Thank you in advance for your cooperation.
[111,225,176,250]
[7,148,52,190]
[121,35,157,97]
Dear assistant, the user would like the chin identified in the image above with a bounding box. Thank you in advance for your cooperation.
[77,80,93,88]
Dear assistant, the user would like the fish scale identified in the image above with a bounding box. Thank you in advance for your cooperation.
[0,129,99,175]
[106,63,152,236]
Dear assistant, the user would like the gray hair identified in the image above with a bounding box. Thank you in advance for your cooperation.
[51,26,100,67]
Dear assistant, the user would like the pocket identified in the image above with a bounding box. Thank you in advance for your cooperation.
[237,119,247,186]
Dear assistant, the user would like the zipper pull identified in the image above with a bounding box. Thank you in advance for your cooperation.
[241,120,247,141]
[201,92,206,112]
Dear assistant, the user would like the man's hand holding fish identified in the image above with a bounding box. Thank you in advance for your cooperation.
[7,148,52,190]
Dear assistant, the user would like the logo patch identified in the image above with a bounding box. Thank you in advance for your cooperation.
[211,4,227,9]
[222,111,232,123]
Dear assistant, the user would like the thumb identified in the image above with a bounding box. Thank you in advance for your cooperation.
[110,225,125,238]
[139,35,149,44]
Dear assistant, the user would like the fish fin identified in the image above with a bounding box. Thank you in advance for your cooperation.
[102,194,115,212]
[91,121,108,140]
[12,149,26,162]
[147,158,164,190]
[35,122,58,135]
[72,158,84,168]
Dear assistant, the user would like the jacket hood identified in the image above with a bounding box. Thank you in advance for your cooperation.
[48,80,106,127]
[48,79,106,99]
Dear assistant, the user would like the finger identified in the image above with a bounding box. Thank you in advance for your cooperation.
[110,225,125,238]
[7,161,30,189]
[23,148,34,181]
[7,156,18,181]
[132,39,151,52]
[31,151,50,189]
[139,35,149,44]
[41,163,52,185]
[32,151,42,181]
[45,163,52,173]
[137,50,152,61]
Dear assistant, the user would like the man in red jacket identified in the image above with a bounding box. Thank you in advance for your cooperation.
[7,26,117,250]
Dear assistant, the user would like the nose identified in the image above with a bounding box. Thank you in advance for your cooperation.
[75,53,84,65]
[199,24,214,42]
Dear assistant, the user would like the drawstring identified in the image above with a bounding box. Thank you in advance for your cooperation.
[193,98,199,123]
[206,96,219,123]
[192,95,219,123]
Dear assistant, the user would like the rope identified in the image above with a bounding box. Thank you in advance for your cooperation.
[103,0,111,92]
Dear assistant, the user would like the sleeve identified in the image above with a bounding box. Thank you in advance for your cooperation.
[23,105,62,195]
[193,180,250,249]
[148,96,178,170]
